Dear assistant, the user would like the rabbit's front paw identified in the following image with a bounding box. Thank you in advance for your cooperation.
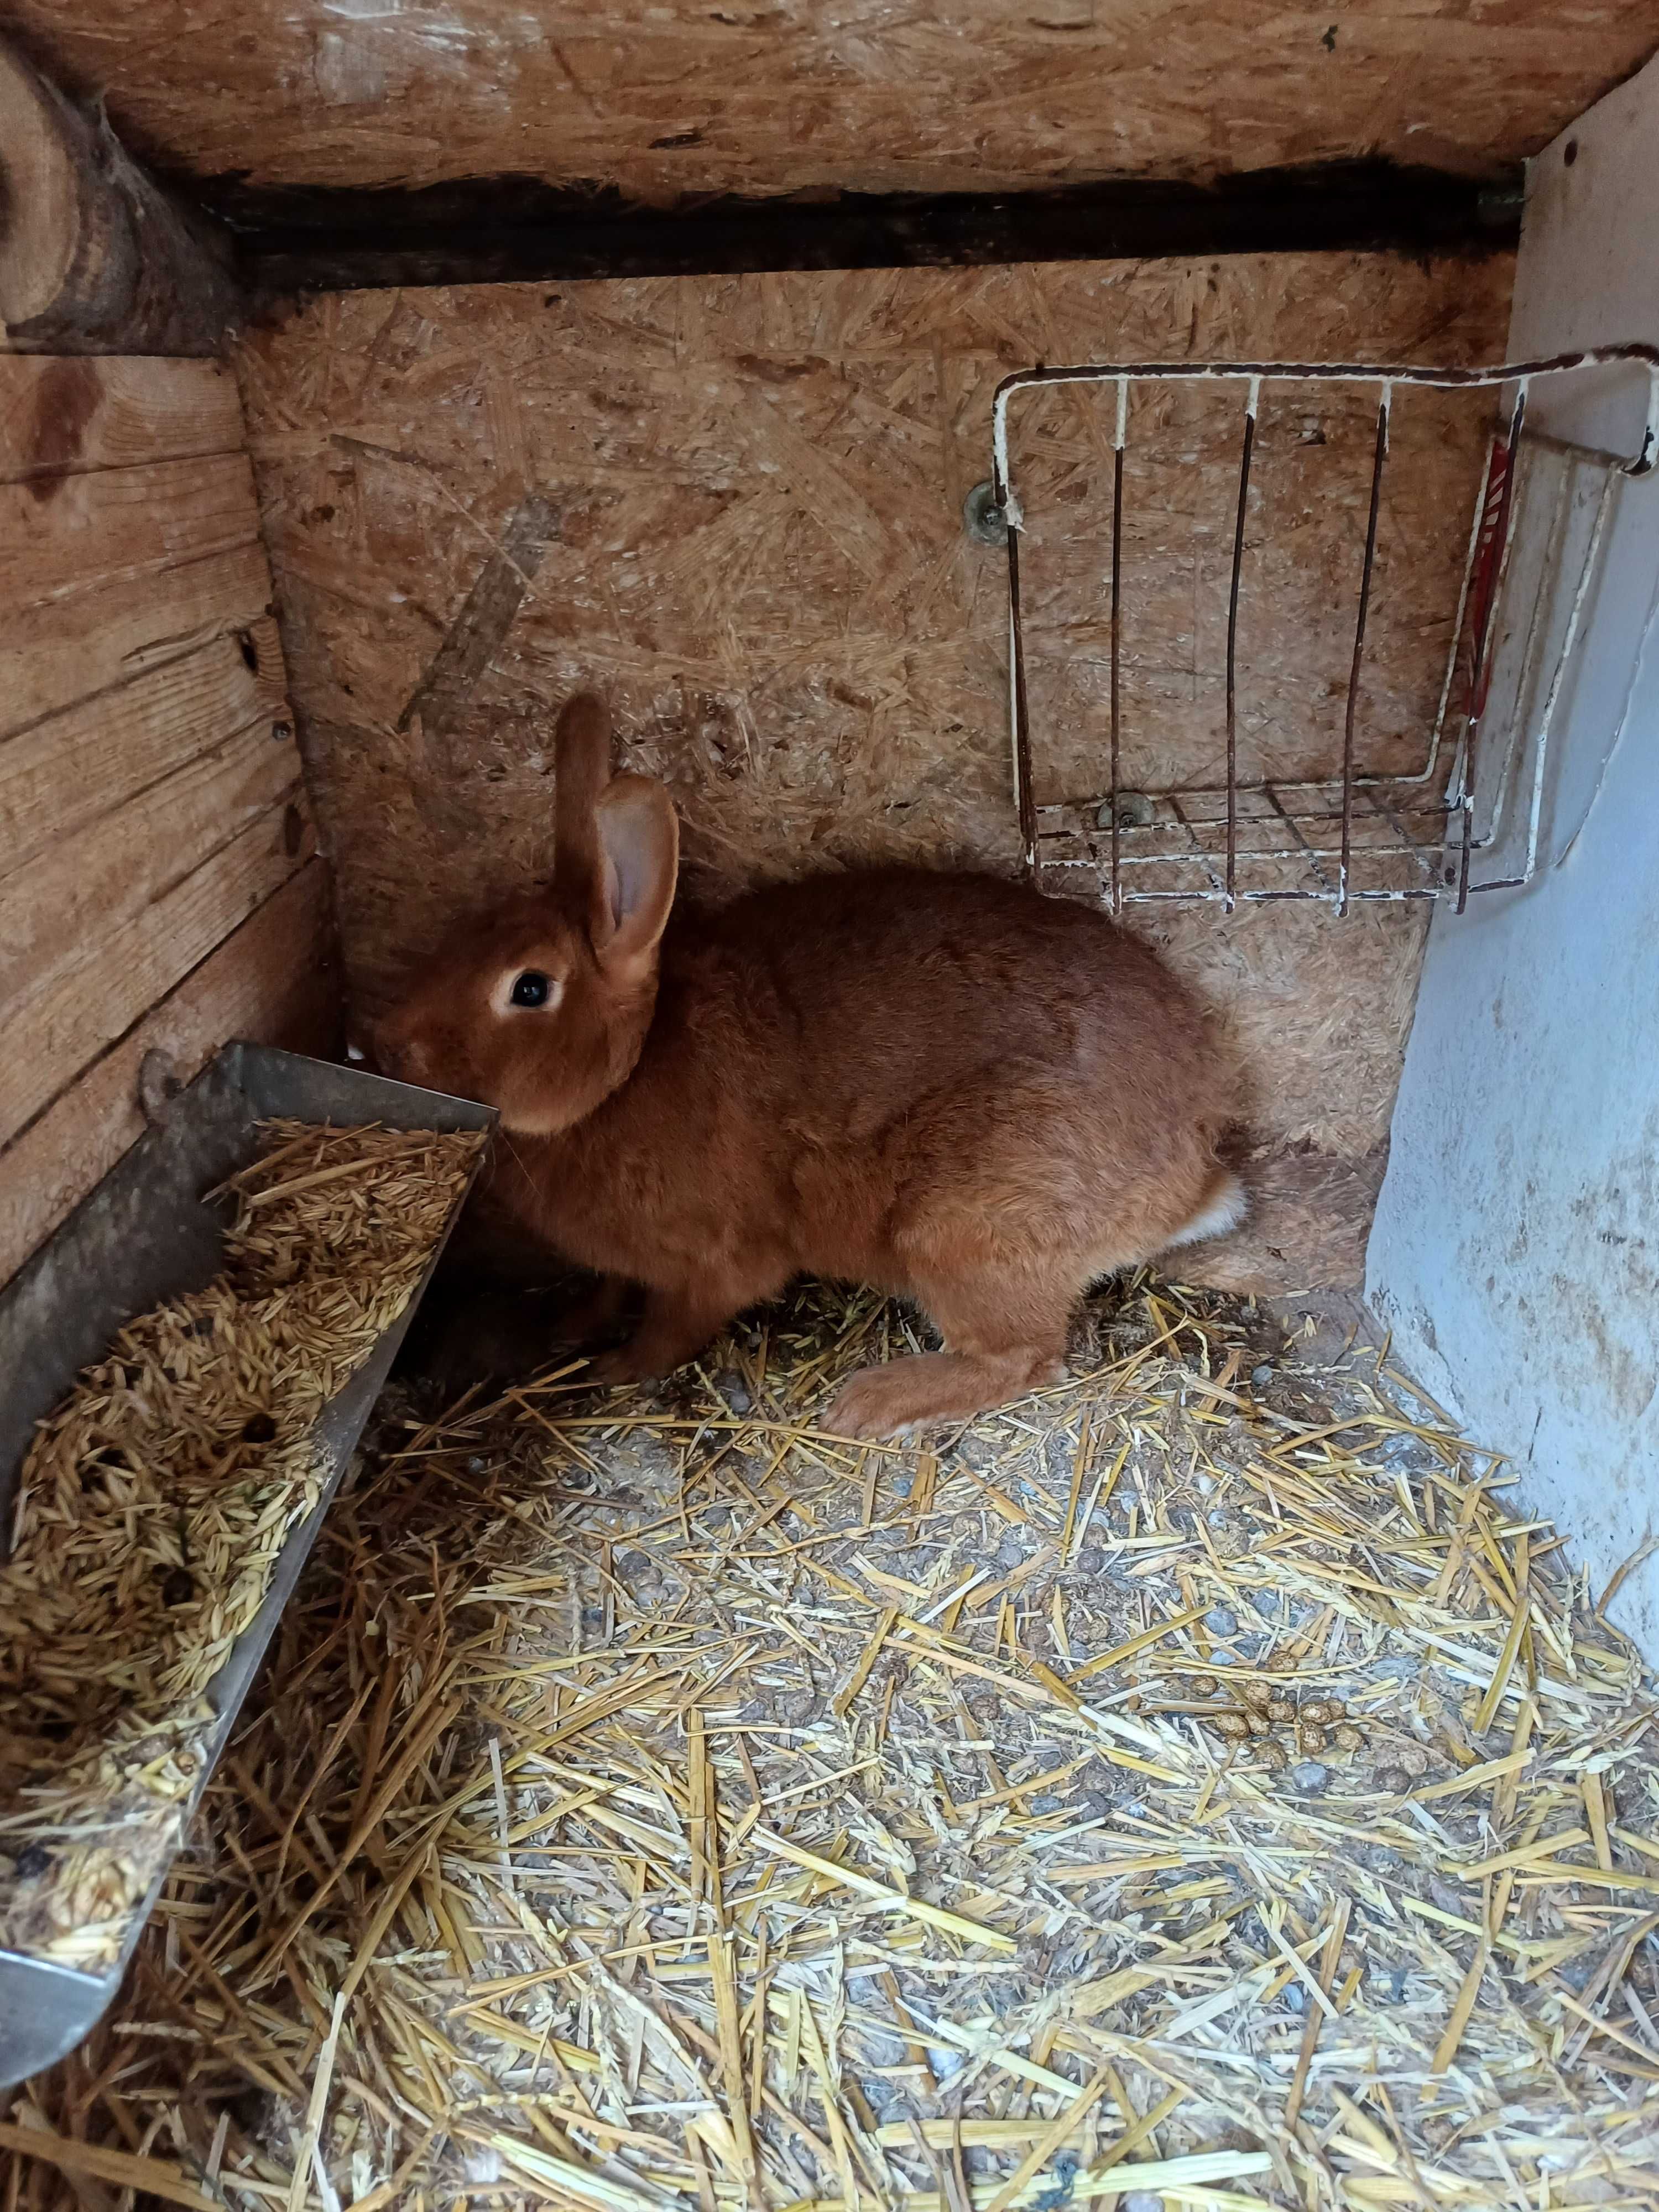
[824,1363,937,1443]
[826,1345,1066,1438]
[585,1343,665,1387]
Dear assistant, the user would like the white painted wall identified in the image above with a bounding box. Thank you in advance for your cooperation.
[1368,51,1659,1653]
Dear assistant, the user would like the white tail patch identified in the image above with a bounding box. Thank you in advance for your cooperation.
[1164,1171,1248,1250]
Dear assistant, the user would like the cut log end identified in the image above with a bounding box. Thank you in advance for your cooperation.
[0,50,80,328]
[0,35,241,356]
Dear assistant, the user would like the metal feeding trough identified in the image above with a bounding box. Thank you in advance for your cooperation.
[0,1042,494,2090]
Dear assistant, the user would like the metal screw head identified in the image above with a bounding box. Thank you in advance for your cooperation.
[1098,791,1155,831]
[962,480,1009,547]
[137,1050,182,1126]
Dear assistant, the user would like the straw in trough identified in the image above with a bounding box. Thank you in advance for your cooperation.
[0,1120,486,1974]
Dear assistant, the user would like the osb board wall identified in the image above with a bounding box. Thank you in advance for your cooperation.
[0,354,336,1285]
[10,1,1659,197]
[236,251,1515,1291]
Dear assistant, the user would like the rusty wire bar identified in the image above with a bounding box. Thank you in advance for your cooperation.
[1338,388,1391,915]
[1264,783,1336,898]
[1359,784,1439,888]
[1004,518,1037,878]
[1108,375,1126,914]
[992,346,1659,481]
[1164,795,1227,900]
[1523,463,1620,874]
[1455,383,1527,912]
[1037,773,1470,902]
[1474,435,1572,872]
[1414,436,1495,795]
[1223,377,1261,912]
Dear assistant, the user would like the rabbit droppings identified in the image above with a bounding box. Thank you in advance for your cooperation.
[375,694,1245,1441]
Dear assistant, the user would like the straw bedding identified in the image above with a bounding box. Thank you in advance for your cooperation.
[0,1121,485,1974]
[8,1273,1659,2210]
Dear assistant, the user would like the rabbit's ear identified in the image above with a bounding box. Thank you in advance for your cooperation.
[593,775,679,975]
[554,692,613,935]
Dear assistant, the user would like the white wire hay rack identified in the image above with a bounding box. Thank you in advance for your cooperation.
[990,345,1659,914]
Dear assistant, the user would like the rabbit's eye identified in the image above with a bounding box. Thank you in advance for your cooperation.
[510,971,552,1008]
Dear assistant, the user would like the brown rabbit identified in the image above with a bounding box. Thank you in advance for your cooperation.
[375,693,1244,1439]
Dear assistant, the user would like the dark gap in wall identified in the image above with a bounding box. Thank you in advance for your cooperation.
[193,161,1524,296]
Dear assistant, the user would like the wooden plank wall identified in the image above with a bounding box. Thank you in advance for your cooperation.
[0,353,337,1285]
[237,250,1515,1293]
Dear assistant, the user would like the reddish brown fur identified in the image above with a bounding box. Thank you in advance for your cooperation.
[376,695,1240,1437]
